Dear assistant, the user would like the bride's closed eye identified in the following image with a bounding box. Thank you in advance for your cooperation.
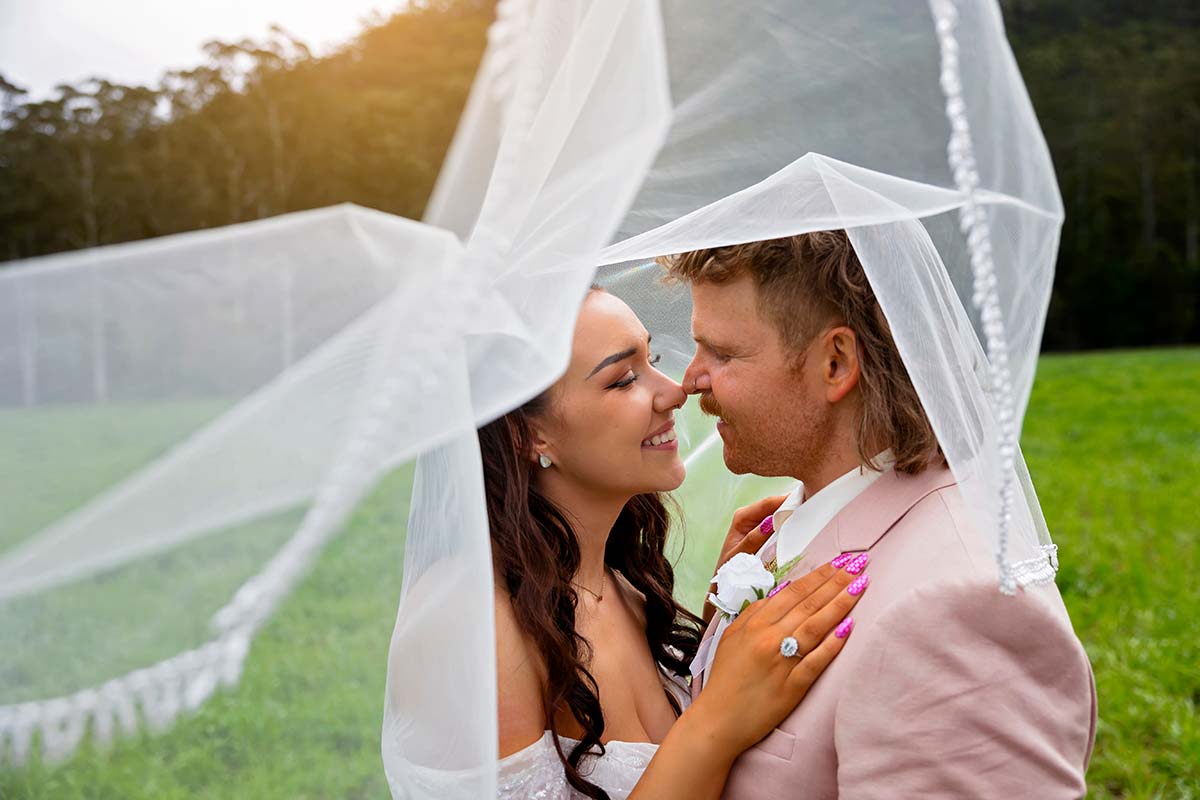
[607,353,662,389]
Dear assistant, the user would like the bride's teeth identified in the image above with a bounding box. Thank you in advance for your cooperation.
[643,429,676,447]
[643,429,681,448]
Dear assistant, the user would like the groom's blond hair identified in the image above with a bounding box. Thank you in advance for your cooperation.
[659,230,942,475]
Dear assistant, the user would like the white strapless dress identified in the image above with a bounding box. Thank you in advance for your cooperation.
[495,666,691,799]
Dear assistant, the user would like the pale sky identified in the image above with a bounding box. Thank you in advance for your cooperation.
[0,0,406,100]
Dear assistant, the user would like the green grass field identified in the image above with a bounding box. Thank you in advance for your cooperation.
[2,348,1197,798]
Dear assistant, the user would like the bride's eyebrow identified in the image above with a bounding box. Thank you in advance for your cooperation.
[586,334,652,379]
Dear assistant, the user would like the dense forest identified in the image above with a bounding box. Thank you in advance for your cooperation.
[0,0,1196,350]
[1005,0,1199,348]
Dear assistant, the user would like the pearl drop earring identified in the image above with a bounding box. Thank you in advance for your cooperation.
[538,454,552,469]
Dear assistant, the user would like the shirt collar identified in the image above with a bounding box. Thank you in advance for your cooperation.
[774,451,895,565]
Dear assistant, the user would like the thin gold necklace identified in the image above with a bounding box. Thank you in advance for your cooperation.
[573,570,607,602]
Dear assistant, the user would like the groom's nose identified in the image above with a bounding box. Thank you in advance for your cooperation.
[682,357,711,394]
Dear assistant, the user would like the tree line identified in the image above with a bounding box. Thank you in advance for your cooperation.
[1,0,1196,350]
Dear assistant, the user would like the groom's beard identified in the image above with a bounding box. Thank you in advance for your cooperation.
[698,391,724,420]
[699,387,835,479]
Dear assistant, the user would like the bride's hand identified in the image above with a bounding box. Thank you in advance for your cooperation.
[690,561,867,756]
[704,495,789,623]
[715,494,788,568]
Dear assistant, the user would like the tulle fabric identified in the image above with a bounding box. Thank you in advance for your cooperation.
[0,0,1062,793]
[393,0,1061,795]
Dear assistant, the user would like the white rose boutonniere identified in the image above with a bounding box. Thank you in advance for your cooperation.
[707,551,807,621]
[707,552,777,620]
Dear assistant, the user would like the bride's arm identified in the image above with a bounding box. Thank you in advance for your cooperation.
[629,563,863,800]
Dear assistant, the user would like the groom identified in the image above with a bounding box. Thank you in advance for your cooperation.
[664,232,1097,799]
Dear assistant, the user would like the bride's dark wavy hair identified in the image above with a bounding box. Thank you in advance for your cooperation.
[478,388,703,799]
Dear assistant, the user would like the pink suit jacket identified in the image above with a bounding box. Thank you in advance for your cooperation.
[692,465,1098,799]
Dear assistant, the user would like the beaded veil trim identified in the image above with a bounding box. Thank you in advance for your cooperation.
[931,0,1058,594]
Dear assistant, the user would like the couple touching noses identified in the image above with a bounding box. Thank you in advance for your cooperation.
[486,231,1096,800]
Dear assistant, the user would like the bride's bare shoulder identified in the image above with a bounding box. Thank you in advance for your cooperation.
[494,585,549,758]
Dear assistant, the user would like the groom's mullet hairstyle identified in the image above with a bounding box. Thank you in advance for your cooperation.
[660,231,943,475]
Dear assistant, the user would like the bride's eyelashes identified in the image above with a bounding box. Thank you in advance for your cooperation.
[606,353,662,389]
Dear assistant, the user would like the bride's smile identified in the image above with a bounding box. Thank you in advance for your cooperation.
[641,422,677,450]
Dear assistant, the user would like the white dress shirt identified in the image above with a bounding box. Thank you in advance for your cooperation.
[770,450,896,567]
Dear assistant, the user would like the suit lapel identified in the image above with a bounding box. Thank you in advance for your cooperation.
[776,465,958,584]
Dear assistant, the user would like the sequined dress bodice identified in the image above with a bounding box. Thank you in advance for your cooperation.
[495,730,657,799]
[495,667,690,799]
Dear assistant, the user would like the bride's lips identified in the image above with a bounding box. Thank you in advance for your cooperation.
[641,421,678,450]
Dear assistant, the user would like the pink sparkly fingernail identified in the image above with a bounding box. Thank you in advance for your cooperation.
[767,580,791,598]
[830,552,855,568]
[759,516,775,536]
[835,617,855,638]
[847,575,870,596]
[844,552,870,575]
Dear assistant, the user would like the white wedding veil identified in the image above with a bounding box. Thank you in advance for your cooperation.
[384,0,1062,795]
[0,0,1063,793]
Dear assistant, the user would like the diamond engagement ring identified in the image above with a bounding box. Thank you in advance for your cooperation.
[779,636,800,658]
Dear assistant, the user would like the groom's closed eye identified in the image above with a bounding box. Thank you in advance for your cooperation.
[695,337,734,361]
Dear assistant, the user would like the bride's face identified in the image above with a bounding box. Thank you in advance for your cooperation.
[533,291,687,497]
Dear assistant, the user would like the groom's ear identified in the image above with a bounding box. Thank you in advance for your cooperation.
[821,326,861,404]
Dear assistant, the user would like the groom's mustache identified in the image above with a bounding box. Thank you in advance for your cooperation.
[698,392,725,420]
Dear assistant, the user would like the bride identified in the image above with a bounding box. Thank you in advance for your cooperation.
[479,286,870,798]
